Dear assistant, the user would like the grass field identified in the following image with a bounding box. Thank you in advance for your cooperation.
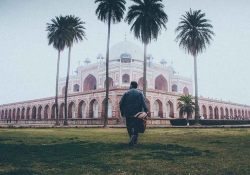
[0,128,250,175]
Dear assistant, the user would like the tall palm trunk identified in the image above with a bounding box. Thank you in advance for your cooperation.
[64,46,71,126]
[104,12,112,128]
[55,50,60,126]
[194,55,199,124]
[143,43,147,98]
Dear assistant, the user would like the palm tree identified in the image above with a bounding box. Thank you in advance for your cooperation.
[175,9,214,124]
[95,0,126,128]
[46,16,72,126]
[177,94,195,125]
[125,0,168,97]
[64,15,86,126]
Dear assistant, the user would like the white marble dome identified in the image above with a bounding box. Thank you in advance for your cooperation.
[109,40,143,61]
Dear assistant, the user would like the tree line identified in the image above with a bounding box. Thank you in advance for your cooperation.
[46,0,214,126]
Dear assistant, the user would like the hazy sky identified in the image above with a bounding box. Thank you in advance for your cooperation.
[0,0,250,106]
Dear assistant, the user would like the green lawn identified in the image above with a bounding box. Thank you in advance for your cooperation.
[0,128,250,175]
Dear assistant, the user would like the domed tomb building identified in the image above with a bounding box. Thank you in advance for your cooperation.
[1,41,250,125]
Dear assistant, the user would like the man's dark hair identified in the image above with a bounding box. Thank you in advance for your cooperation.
[130,81,138,89]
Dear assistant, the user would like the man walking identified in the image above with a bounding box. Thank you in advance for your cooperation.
[119,81,148,145]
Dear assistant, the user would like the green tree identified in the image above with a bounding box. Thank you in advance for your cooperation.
[177,94,195,125]
[46,16,72,126]
[175,9,214,124]
[95,0,126,128]
[125,0,168,97]
[64,15,86,125]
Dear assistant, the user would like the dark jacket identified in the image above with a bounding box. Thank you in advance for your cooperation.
[119,88,148,117]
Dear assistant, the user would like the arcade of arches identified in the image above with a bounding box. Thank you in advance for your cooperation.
[2,98,248,121]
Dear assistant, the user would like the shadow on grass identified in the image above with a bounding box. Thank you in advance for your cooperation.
[0,141,210,174]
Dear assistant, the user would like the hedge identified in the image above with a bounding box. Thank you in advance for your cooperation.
[170,119,250,126]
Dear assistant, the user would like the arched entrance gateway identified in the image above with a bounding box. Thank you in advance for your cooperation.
[101,99,112,118]
[153,100,163,118]
[68,102,76,119]
[122,74,130,84]
[155,75,168,91]
[38,106,42,119]
[44,105,50,119]
[89,99,98,118]
[83,74,97,91]
[73,84,80,92]
[172,84,177,92]
[17,108,21,120]
[209,106,213,119]
[78,100,87,118]
[51,104,56,119]
[202,105,207,119]
[166,101,174,118]
[59,103,65,119]
[225,108,229,118]
[214,107,219,119]
[21,108,25,119]
[26,107,30,120]
[32,107,36,119]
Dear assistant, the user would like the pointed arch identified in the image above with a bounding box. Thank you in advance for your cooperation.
[172,84,177,92]
[202,105,207,119]
[209,106,213,119]
[17,108,21,120]
[83,74,97,91]
[59,103,65,119]
[4,109,8,119]
[26,107,30,120]
[155,75,168,91]
[153,99,163,118]
[73,84,80,92]
[44,105,50,119]
[183,87,189,95]
[89,99,98,118]
[122,74,130,84]
[230,108,233,117]
[32,106,36,119]
[38,106,42,119]
[220,107,224,119]
[214,107,219,119]
[68,102,76,119]
[51,104,56,119]
[225,108,229,118]
[166,100,174,118]
[78,100,87,118]
[21,107,25,119]
[102,98,113,118]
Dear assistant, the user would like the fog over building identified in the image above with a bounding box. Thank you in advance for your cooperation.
[1,40,249,125]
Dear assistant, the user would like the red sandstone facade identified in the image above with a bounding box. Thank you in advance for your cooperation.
[1,41,249,125]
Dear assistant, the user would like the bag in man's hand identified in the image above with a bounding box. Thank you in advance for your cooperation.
[134,112,147,133]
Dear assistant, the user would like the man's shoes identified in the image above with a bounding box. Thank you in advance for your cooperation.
[129,135,136,146]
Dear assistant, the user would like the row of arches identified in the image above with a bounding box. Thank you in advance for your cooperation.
[62,74,189,95]
[1,100,249,120]
[200,105,249,119]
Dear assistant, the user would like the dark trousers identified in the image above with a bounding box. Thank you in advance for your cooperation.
[126,117,139,141]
